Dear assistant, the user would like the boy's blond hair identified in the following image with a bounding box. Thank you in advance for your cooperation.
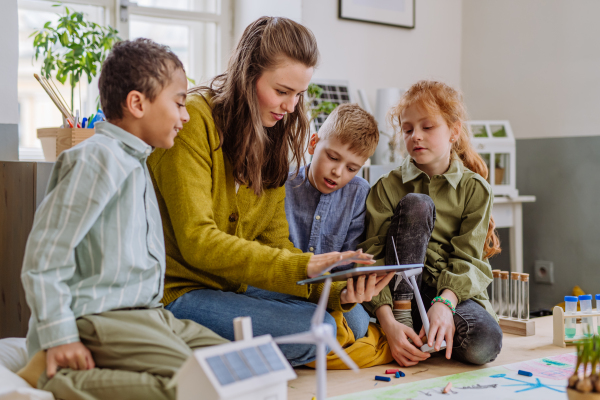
[318,103,379,158]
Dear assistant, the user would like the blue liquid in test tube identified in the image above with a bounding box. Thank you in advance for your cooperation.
[579,294,593,337]
[565,296,578,339]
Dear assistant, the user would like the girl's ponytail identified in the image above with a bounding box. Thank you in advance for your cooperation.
[391,80,501,259]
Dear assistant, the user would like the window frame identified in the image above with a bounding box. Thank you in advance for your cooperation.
[17,0,232,160]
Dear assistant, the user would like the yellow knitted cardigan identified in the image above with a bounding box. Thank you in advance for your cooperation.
[147,94,351,311]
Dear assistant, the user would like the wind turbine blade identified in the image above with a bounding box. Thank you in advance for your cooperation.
[274,332,317,345]
[391,237,401,265]
[312,277,331,326]
[323,335,359,372]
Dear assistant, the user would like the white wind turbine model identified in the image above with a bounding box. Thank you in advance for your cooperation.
[275,275,359,400]
[391,238,446,353]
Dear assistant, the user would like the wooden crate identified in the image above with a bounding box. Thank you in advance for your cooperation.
[37,127,95,161]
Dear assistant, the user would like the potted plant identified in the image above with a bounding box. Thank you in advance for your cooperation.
[31,3,120,111]
[568,336,600,399]
[305,83,337,124]
[32,3,120,161]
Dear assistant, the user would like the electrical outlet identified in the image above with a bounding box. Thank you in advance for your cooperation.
[534,260,554,284]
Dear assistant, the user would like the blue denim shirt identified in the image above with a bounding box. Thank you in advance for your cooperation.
[285,164,371,259]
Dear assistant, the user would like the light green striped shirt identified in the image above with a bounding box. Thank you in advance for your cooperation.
[21,122,166,356]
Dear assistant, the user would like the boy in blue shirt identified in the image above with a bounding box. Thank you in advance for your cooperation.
[285,103,379,339]
[18,39,227,399]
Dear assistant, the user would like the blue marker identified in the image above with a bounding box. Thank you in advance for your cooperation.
[518,370,533,377]
[375,376,391,382]
[82,118,87,129]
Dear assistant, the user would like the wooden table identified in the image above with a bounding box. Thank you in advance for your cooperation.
[287,316,571,399]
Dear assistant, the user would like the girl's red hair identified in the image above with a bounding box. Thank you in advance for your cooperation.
[390,80,501,259]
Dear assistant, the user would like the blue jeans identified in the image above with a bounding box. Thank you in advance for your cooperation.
[165,286,371,366]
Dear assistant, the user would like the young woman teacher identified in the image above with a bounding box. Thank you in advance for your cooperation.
[147,17,392,366]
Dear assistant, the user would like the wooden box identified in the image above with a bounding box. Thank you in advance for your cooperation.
[37,128,95,161]
[499,317,536,336]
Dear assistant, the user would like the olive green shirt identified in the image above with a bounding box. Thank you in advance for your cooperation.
[360,156,497,320]
[147,94,352,312]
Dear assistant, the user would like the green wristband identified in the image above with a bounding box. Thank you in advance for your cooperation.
[431,296,456,315]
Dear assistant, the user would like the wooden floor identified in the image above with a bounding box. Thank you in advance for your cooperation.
[287,316,572,399]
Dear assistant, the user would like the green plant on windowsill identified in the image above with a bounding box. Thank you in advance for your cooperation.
[31,3,120,111]
[305,83,337,124]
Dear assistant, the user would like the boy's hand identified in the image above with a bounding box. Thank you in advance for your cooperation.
[46,342,95,378]
[340,272,394,304]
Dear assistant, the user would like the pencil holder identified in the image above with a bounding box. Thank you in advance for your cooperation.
[37,127,95,161]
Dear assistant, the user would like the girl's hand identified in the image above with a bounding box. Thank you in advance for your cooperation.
[306,250,374,278]
[340,272,394,304]
[376,305,430,366]
[419,289,457,359]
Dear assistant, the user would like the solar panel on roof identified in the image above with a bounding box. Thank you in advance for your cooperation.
[223,351,254,381]
[240,347,270,376]
[258,343,286,371]
[206,355,236,386]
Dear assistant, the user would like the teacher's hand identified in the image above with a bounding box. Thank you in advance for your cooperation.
[340,272,394,304]
[306,249,374,278]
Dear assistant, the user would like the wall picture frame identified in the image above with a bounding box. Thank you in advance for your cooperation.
[339,0,415,29]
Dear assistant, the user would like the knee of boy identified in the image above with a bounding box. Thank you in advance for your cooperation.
[323,312,337,350]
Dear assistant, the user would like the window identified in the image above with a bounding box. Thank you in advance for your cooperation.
[17,0,231,160]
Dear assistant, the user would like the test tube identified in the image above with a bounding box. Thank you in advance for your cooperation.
[596,294,600,335]
[492,270,501,314]
[510,272,521,319]
[579,294,593,337]
[519,273,529,321]
[500,271,509,318]
[564,296,578,339]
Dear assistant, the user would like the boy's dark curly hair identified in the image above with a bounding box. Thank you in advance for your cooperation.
[99,38,184,121]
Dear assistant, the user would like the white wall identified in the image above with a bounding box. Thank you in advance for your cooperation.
[233,0,302,44]
[0,0,19,161]
[1,0,19,125]
[461,0,600,139]
[302,0,463,113]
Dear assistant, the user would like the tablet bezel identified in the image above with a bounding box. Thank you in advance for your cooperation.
[296,264,423,285]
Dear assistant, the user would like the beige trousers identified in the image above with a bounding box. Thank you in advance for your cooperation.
[38,308,228,400]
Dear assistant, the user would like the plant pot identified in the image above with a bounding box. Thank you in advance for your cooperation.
[37,128,95,161]
[495,167,505,185]
[568,388,600,400]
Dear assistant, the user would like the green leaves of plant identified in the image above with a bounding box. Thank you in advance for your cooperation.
[306,83,337,123]
[31,3,121,109]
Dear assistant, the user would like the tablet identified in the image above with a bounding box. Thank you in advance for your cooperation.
[296,264,423,285]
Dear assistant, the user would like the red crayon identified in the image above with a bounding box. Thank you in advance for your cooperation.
[385,369,399,374]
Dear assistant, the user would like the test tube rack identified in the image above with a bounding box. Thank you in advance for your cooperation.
[552,306,600,347]
[498,317,536,336]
